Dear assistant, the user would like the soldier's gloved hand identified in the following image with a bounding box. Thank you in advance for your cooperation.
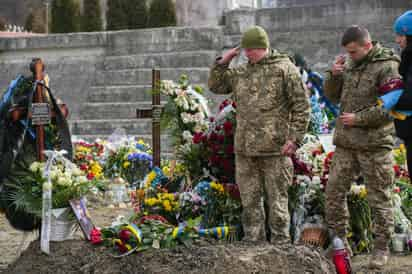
[331,55,346,76]
[218,47,240,65]
[281,140,298,157]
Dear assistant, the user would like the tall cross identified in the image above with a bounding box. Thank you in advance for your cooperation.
[33,59,46,161]
[9,58,69,162]
[136,69,163,167]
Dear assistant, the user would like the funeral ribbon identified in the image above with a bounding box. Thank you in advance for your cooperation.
[40,150,72,254]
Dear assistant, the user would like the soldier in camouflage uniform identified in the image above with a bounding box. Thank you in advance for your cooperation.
[208,26,311,244]
[324,26,399,268]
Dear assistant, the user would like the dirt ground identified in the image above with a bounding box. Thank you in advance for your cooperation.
[1,208,412,274]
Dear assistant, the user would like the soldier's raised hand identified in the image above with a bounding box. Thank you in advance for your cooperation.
[218,47,241,65]
[331,55,346,76]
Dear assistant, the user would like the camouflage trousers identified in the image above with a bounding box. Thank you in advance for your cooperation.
[326,147,394,251]
[236,154,293,243]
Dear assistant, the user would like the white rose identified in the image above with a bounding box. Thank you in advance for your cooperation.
[72,167,82,177]
[29,162,40,173]
[78,176,88,184]
[50,170,59,181]
[57,176,70,186]
[180,112,192,124]
[182,131,193,143]
[350,184,361,195]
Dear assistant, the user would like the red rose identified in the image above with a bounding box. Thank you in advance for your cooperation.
[225,145,234,155]
[87,172,95,180]
[193,132,204,144]
[80,164,88,171]
[209,117,215,123]
[210,132,218,141]
[209,155,221,164]
[312,149,322,157]
[232,101,237,108]
[90,228,103,245]
[223,121,233,132]
[119,229,133,241]
[224,183,241,200]
[215,125,222,131]
[222,158,233,172]
[217,134,225,143]
[393,165,401,177]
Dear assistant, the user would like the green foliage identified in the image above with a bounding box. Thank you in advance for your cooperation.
[347,194,373,254]
[396,179,412,221]
[147,0,177,28]
[25,8,47,33]
[107,0,148,30]
[106,0,127,30]
[127,0,148,29]
[81,0,102,32]
[51,0,81,33]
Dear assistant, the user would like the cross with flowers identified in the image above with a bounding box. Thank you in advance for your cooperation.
[136,69,163,167]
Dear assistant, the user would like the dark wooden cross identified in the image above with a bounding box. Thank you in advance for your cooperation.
[33,59,47,161]
[136,69,163,167]
[9,58,69,162]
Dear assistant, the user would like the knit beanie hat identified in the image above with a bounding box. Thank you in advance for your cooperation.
[241,26,270,49]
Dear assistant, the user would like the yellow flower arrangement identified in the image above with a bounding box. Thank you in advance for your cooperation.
[144,170,157,188]
[90,161,103,178]
[145,198,158,207]
[210,181,225,194]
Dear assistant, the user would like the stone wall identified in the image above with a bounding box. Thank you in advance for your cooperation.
[0,27,223,145]
[224,0,411,70]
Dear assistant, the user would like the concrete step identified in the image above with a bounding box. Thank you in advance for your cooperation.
[106,27,223,56]
[70,119,152,135]
[103,50,217,70]
[88,85,153,103]
[79,102,165,120]
[95,68,210,86]
[88,83,207,103]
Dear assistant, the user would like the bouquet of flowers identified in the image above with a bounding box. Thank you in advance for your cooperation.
[73,140,105,180]
[201,99,236,184]
[160,75,210,179]
[194,179,242,228]
[94,217,200,255]
[104,136,152,185]
[5,153,92,218]
[347,183,372,254]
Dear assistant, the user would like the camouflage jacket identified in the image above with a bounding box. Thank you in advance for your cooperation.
[208,49,311,156]
[324,42,400,151]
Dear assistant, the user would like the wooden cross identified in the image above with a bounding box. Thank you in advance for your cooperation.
[136,69,163,167]
[9,58,69,162]
[33,59,46,161]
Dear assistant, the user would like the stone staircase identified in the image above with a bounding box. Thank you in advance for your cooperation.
[70,28,222,152]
